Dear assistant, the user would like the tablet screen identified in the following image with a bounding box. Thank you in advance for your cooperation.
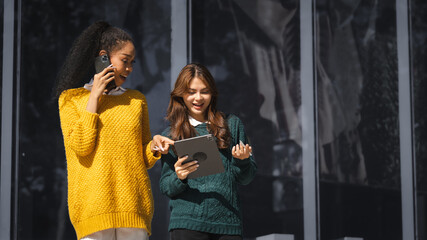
[174,134,225,179]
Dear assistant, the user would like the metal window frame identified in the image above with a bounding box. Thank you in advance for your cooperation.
[300,0,319,239]
[171,0,188,89]
[396,0,417,239]
[1,0,15,239]
[1,0,20,239]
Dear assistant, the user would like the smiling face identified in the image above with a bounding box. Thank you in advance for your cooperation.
[107,41,135,87]
[183,77,212,122]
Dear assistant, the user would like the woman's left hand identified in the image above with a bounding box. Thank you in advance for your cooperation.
[151,135,174,154]
[232,141,252,160]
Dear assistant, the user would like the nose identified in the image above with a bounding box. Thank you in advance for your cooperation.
[126,65,133,72]
[195,92,203,100]
[126,62,133,72]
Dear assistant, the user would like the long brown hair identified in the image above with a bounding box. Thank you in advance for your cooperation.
[166,63,230,149]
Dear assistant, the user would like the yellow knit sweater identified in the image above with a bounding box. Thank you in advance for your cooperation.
[58,88,160,239]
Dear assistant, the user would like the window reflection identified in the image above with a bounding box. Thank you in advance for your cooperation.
[316,0,402,239]
[411,0,427,238]
[192,0,303,239]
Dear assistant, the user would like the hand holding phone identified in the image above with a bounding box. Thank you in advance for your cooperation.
[94,54,116,92]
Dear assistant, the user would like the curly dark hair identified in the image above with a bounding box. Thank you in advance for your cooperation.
[53,21,134,99]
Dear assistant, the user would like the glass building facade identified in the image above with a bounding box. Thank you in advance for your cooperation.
[316,1,401,239]
[0,0,424,239]
[412,0,427,239]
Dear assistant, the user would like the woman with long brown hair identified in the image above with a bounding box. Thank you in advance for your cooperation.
[159,63,257,240]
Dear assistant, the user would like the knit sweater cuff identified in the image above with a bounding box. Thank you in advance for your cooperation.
[233,157,251,166]
[143,140,161,169]
[81,110,99,129]
[172,176,189,192]
[146,140,161,158]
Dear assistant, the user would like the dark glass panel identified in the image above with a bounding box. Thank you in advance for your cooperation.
[411,0,427,239]
[316,0,402,239]
[191,0,303,239]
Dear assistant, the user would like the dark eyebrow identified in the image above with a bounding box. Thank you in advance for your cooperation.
[188,88,209,91]
[120,53,134,58]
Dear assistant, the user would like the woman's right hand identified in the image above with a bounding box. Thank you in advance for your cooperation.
[174,155,199,180]
[86,66,115,113]
[151,135,174,154]
[91,65,116,97]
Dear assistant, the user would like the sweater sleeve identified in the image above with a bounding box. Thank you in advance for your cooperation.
[140,95,161,169]
[229,115,257,185]
[159,129,189,198]
[159,151,189,198]
[58,91,99,157]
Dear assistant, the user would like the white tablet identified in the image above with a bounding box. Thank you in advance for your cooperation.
[174,134,224,179]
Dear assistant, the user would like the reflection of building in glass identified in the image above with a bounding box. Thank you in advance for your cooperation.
[232,0,303,178]
[191,0,304,237]
[273,177,303,212]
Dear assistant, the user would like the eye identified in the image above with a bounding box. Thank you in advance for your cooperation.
[123,59,135,66]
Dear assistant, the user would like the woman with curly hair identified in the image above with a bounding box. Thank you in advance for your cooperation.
[56,21,173,240]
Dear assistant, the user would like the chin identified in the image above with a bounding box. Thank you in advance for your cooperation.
[115,80,124,87]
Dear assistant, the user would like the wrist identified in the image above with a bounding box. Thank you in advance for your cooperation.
[150,142,157,153]
[89,91,102,100]
[86,94,101,113]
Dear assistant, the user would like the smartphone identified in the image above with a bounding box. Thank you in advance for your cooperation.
[94,54,116,91]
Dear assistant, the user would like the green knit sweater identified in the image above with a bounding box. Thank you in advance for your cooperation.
[159,114,257,236]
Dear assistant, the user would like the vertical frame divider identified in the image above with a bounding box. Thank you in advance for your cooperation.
[301,0,319,239]
[1,0,15,239]
[396,0,416,239]
[171,0,188,89]
[12,0,21,238]
[187,0,192,63]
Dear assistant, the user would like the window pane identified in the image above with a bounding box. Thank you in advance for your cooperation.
[191,0,303,239]
[0,0,4,155]
[411,0,427,238]
[0,0,3,154]
[316,0,402,239]
[18,1,171,239]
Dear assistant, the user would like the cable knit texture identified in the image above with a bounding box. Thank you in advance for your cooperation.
[159,114,257,236]
[58,88,160,239]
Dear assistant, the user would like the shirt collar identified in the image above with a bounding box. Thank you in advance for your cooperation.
[83,78,127,96]
[189,115,208,127]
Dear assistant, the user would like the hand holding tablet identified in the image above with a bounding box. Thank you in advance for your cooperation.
[174,134,224,179]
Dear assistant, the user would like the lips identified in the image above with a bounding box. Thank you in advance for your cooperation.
[192,103,204,110]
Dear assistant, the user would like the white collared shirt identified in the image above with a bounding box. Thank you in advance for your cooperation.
[189,115,208,127]
[84,79,127,96]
